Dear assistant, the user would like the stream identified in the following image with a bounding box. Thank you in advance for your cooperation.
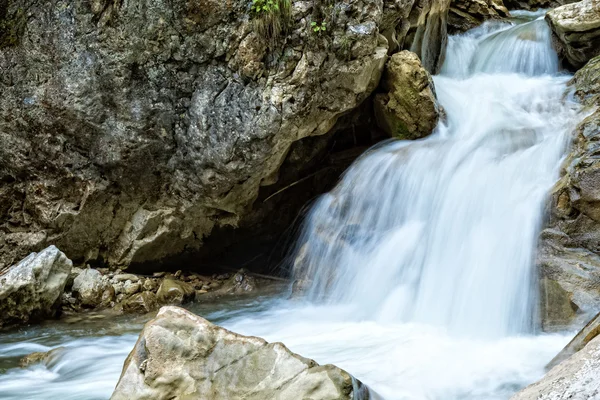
[0,10,585,400]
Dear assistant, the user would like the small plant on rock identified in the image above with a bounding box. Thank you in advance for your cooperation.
[250,0,291,48]
[311,21,327,34]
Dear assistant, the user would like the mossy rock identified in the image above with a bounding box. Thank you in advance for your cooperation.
[0,4,27,49]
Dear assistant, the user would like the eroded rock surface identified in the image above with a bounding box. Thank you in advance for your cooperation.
[111,306,371,400]
[0,0,451,273]
[374,51,441,139]
[0,246,72,328]
[539,55,600,329]
[546,0,600,69]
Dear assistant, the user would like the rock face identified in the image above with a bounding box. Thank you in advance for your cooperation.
[547,311,600,369]
[511,335,600,399]
[0,0,451,273]
[546,0,600,69]
[0,246,72,328]
[449,0,509,33]
[374,51,441,140]
[538,55,600,329]
[111,306,370,400]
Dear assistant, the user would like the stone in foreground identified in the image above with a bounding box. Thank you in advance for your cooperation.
[511,334,600,399]
[111,306,371,400]
[0,246,72,328]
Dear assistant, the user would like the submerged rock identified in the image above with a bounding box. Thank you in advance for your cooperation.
[511,335,600,399]
[19,347,66,368]
[374,51,442,140]
[111,306,371,400]
[0,246,72,328]
[546,0,600,69]
[538,55,600,329]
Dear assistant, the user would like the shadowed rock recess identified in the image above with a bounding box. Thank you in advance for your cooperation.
[0,0,451,273]
[111,306,372,400]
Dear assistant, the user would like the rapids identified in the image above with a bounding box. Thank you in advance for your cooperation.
[0,11,586,400]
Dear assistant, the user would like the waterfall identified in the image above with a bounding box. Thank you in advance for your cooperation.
[292,17,581,338]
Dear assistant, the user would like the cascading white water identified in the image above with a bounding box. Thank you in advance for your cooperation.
[0,13,587,400]
[292,15,580,339]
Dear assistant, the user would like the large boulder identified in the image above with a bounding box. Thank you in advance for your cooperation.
[511,334,600,399]
[0,245,72,328]
[538,55,600,329]
[111,306,371,400]
[546,0,600,69]
[374,51,442,140]
[547,311,600,369]
[448,0,509,33]
[0,0,451,273]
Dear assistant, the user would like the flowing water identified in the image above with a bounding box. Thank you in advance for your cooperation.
[0,12,585,400]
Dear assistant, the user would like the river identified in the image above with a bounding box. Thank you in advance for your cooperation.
[0,10,585,400]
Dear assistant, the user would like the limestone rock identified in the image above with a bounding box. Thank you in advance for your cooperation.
[0,0,455,272]
[511,334,600,399]
[111,306,371,400]
[0,246,72,328]
[538,55,600,329]
[374,51,441,140]
[546,0,600,69]
[449,0,510,33]
[156,279,195,305]
[122,292,158,313]
[72,268,109,307]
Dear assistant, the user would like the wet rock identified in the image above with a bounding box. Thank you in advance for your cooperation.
[72,268,109,307]
[538,55,600,329]
[156,279,195,305]
[19,347,66,368]
[219,269,257,295]
[449,0,509,33]
[374,51,442,140]
[511,334,600,399]
[546,0,600,69]
[0,246,72,328]
[122,292,158,314]
[111,306,370,400]
[547,311,600,369]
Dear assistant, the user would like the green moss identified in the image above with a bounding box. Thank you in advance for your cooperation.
[0,6,26,49]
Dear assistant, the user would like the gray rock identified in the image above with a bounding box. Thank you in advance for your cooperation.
[123,280,141,296]
[113,274,140,283]
[546,0,600,69]
[111,306,372,400]
[538,55,600,329]
[72,268,109,307]
[511,334,600,399]
[0,245,72,328]
[547,311,600,369]
[0,0,450,273]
